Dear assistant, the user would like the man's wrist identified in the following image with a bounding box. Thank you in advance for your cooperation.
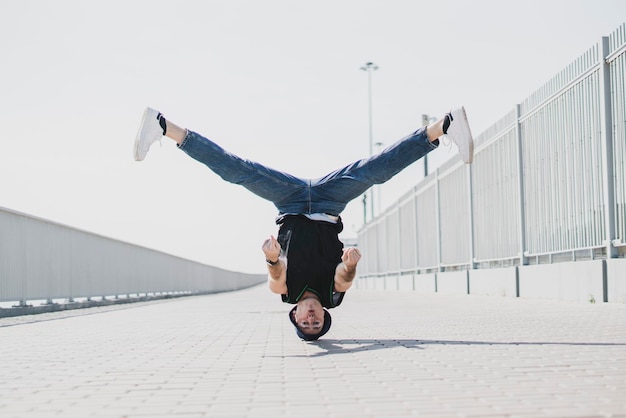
[266,258,279,266]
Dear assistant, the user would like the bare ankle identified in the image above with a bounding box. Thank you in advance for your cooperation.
[426,119,444,142]
[165,121,187,145]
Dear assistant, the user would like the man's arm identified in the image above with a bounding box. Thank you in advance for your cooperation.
[262,235,287,294]
[334,247,361,293]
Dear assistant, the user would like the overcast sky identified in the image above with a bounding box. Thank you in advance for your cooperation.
[1,0,624,273]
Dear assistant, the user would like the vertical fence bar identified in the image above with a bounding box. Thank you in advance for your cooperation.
[435,168,443,272]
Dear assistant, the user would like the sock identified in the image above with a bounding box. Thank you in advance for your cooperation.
[157,113,167,135]
[443,113,452,134]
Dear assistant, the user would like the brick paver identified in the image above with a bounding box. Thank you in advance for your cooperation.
[1,285,625,417]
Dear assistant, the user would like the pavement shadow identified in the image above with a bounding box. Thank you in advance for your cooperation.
[281,338,626,358]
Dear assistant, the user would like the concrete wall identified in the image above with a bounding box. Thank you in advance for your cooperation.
[469,267,518,298]
[357,259,626,304]
[397,273,415,291]
[436,271,469,295]
[518,260,605,303]
[414,273,437,293]
[606,258,626,303]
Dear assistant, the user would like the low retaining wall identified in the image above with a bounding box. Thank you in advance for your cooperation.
[518,260,605,303]
[469,267,518,298]
[357,259,625,304]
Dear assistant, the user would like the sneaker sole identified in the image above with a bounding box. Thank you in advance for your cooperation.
[133,107,159,161]
[452,106,474,164]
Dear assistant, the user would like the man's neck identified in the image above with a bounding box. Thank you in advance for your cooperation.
[300,290,320,301]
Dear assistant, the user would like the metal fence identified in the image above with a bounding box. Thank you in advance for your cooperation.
[358,23,626,277]
[0,206,265,306]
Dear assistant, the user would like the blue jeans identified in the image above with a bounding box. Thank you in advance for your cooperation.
[178,127,438,216]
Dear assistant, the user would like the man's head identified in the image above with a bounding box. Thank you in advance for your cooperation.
[289,296,331,341]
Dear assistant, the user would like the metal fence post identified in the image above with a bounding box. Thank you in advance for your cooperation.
[435,168,443,272]
[515,104,529,265]
[468,163,476,270]
[599,36,617,258]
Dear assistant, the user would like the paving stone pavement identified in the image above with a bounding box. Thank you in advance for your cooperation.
[1,284,625,418]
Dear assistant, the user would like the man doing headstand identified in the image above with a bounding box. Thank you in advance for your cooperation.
[134,106,474,340]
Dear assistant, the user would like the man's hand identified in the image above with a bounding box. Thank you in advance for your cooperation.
[334,247,361,293]
[262,235,281,262]
[263,235,287,294]
[341,247,361,272]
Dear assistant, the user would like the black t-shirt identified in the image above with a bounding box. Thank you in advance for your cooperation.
[276,215,345,309]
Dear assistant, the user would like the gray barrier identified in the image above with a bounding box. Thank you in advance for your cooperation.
[0,206,265,311]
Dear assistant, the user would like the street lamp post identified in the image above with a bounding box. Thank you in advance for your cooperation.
[422,114,437,178]
[374,141,384,215]
[361,61,378,223]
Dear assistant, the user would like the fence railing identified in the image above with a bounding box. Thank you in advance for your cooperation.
[0,206,265,307]
[357,23,626,277]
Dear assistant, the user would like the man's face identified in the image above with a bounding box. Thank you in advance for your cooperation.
[292,296,325,335]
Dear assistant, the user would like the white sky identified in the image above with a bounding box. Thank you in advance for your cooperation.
[1,0,624,274]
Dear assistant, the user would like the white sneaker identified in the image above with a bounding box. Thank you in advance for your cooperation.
[443,106,474,164]
[134,107,163,161]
